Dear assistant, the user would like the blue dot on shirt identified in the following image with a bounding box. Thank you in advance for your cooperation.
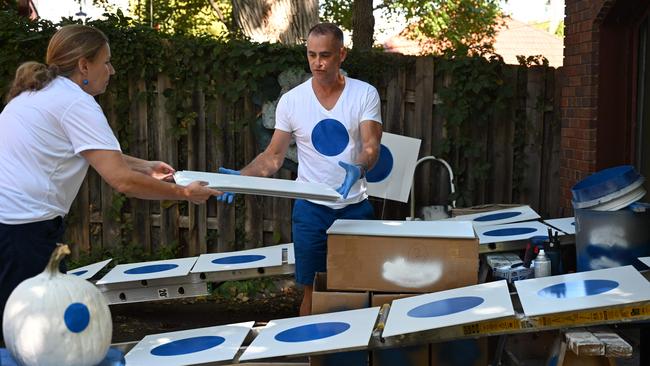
[537,279,619,299]
[366,144,394,183]
[71,270,88,276]
[274,322,351,342]
[125,264,179,275]
[474,211,522,222]
[64,303,90,333]
[311,119,349,156]
[483,227,537,237]
[150,336,226,356]
[212,255,266,265]
[407,296,485,318]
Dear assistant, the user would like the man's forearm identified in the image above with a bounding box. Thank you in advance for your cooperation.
[122,154,149,174]
[240,152,284,177]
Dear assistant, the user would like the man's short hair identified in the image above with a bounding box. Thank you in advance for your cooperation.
[308,23,344,46]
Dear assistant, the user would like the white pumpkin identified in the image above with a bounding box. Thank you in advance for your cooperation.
[2,244,112,366]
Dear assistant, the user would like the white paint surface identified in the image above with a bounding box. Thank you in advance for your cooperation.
[174,170,340,201]
[446,205,540,227]
[67,258,112,280]
[382,258,443,288]
[383,280,514,337]
[544,217,576,235]
[239,307,380,361]
[327,219,476,239]
[125,322,254,366]
[475,220,554,244]
[366,132,421,203]
[191,246,283,273]
[96,257,198,285]
[514,266,650,317]
[639,257,650,267]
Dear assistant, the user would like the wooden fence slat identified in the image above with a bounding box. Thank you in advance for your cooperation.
[129,78,151,252]
[520,67,545,210]
[100,92,121,249]
[66,178,90,259]
[540,67,562,217]
[243,97,263,249]
[187,88,208,256]
[489,65,517,204]
[414,57,435,208]
[215,97,236,252]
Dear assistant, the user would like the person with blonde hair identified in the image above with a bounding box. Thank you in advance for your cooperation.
[0,24,222,342]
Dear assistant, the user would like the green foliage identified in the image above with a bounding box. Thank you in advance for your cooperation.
[67,241,179,269]
[212,277,277,301]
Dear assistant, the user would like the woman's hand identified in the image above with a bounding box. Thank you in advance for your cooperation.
[147,161,175,181]
[184,181,223,204]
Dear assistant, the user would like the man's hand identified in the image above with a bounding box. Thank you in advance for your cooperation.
[336,161,362,199]
[215,167,239,204]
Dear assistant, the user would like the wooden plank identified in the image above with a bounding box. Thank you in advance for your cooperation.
[156,73,179,250]
[187,87,208,255]
[100,91,121,250]
[565,329,606,356]
[413,57,434,207]
[129,78,151,253]
[519,66,545,209]
[540,67,562,217]
[214,96,236,252]
[243,96,263,249]
[592,331,633,358]
[205,98,219,252]
[384,68,404,134]
[66,178,90,259]
[489,65,517,204]
[429,72,451,209]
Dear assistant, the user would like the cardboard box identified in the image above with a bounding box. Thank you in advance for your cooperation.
[311,273,369,366]
[371,293,429,366]
[326,220,479,293]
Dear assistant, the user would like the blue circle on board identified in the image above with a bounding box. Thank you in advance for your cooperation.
[125,264,179,275]
[366,144,394,183]
[571,222,575,226]
[274,322,350,342]
[150,336,226,356]
[483,227,537,237]
[537,279,619,299]
[64,303,90,333]
[407,296,485,318]
[311,119,349,156]
[212,254,266,265]
[71,270,88,276]
[474,211,522,222]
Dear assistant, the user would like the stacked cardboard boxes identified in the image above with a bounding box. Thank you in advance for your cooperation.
[310,219,481,366]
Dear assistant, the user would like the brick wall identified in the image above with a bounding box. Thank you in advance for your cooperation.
[560,0,614,213]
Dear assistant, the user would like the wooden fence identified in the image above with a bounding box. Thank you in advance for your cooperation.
[64,58,563,259]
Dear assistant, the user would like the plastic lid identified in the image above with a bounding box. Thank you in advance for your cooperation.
[571,165,645,208]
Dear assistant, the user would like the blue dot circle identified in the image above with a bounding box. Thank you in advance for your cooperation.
[150,336,225,356]
[71,270,88,276]
[538,279,619,299]
[125,264,179,275]
[274,322,350,342]
[483,227,537,237]
[212,255,266,265]
[571,222,575,226]
[64,303,90,333]
[407,296,485,318]
[311,119,349,156]
[366,145,394,183]
[474,211,522,222]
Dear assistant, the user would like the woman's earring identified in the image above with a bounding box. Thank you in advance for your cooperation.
[82,79,89,85]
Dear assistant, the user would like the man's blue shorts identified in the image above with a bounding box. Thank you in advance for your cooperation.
[292,199,374,286]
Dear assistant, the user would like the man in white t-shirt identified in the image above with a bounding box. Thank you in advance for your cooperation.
[218,23,382,315]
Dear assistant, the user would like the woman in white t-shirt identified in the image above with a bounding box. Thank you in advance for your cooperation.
[0,25,222,342]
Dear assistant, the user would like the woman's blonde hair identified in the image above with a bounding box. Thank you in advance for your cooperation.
[6,24,108,102]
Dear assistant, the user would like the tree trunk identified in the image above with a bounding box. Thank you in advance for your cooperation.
[232,0,318,44]
[352,0,374,50]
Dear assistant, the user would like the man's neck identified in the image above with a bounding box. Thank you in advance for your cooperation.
[312,73,345,96]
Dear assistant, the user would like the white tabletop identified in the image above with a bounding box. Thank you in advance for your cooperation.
[326,219,476,239]
[446,205,540,227]
[96,257,198,285]
[638,257,650,267]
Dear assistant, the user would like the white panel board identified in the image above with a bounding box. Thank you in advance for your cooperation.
[446,205,540,227]
[543,217,576,235]
[515,266,650,317]
[638,257,650,267]
[383,280,514,337]
[239,307,380,361]
[192,246,283,273]
[125,322,254,366]
[96,257,198,285]
[366,132,421,203]
[68,258,112,280]
[475,220,553,244]
[327,219,475,239]
[174,170,340,201]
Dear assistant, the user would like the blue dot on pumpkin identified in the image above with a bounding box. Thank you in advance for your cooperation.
[366,144,393,183]
[212,255,266,265]
[64,303,90,333]
[537,279,619,299]
[474,211,522,222]
[407,296,484,318]
[71,270,88,276]
[150,336,226,356]
[275,322,350,342]
[125,264,178,275]
[484,227,537,237]
[311,119,349,156]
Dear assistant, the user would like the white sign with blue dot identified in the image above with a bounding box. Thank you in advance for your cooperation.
[446,205,540,228]
[96,257,198,285]
[475,220,555,244]
[239,307,380,361]
[543,217,576,235]
[191,246,283,273]
[68,258,112,280]
[639,257,650,268]
[125,321,254,366]
[174,170,341,201]
[514,266,650,317]
[366,132,421,203]
[382,280,514,338]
